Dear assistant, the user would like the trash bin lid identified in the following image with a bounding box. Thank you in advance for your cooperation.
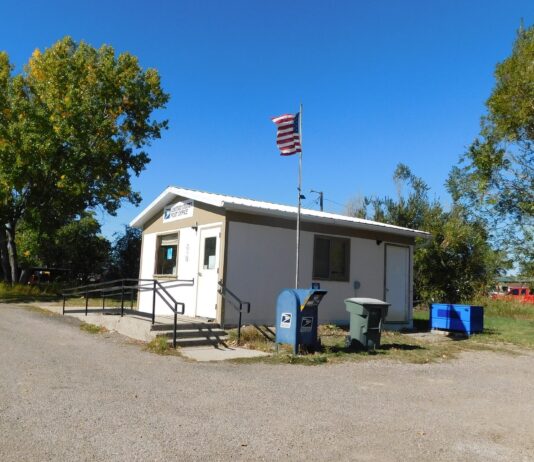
[345,297,390,306]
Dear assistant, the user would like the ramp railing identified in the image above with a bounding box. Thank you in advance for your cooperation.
[61,278,193,347]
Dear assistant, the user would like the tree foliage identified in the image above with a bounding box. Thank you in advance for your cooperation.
[106,226,142,280]
[12,220,142,284]
[448,25,534,275]
[350,164,507,304]
[0,37,169,282]
[17,212,110,281]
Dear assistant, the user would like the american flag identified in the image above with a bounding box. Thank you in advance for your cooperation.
[272,112,301,156]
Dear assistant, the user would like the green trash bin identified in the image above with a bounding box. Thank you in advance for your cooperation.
[345,298,390,350]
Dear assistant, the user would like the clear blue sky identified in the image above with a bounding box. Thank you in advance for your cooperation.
[1,0,532,238]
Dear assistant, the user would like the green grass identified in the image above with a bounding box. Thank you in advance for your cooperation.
[227,325,276,352]
[231,325,472,365]
[471,296,534,320]
[79,322,108,334]
[62,297,130,308]
[144,336,181,356]
[481,317,534,347]
[414,297,534,348]
[0,282,59,302]
[233,298,534,365]
[0,283,134,308]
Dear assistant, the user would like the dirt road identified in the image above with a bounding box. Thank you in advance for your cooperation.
[1,303,533,461]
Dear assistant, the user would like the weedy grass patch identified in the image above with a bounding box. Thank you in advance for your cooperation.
[471,296,534,321]
[232,298,533,366]
[63,296,127,308]
[227,325,276,352]
[144,336,182,356]
[231,324,461,365]
[0,283,129,308]
[414,298,534,349]
[0,283,58,303]
[477,317,534,347]
[79,322,108,334]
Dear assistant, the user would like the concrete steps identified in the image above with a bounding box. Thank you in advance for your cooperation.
[151,321,229,347]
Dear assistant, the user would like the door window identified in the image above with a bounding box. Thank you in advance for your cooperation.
[203,236,217,269]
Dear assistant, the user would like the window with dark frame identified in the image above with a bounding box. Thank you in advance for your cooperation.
[312,235,350,281]
[155,233,178,276]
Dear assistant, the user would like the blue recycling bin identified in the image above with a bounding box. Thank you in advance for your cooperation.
[430,304,484,336]
[275,288,327,354]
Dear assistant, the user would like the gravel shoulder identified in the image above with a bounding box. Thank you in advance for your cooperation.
[1,303,533,462]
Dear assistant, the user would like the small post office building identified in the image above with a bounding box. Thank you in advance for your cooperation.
[130,187,429,329]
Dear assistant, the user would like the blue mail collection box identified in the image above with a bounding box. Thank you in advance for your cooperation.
[430,304,484,336]
[275,288,327,354]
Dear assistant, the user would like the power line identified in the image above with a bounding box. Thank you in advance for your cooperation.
[324,198,346,209]
[304,192,348,213]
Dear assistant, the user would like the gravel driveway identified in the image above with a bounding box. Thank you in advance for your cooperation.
[1,303,533,462]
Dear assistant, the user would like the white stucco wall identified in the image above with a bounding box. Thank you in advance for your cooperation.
[223,223,295,326]
[224,221,412,327]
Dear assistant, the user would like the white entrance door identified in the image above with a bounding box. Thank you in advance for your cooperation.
[195,226,221,319]
[385,245,410,322]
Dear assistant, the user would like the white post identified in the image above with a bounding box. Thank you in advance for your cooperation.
[295,103,303,289]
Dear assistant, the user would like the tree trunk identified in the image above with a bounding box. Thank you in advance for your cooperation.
[19,268,30,285]
[5,221,18,285]
[0,225,11,283]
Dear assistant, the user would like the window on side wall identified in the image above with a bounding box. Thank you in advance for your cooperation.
[155,233,178,276]
[312,235,350,281]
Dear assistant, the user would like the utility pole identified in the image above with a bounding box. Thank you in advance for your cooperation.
[311,190,324,211]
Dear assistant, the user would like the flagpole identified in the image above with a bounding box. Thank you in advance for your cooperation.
[295,103,303,289]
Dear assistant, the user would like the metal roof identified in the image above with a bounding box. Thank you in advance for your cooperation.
[129,186,430,238]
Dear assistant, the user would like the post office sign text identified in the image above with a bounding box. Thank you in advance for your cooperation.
[163,200,194,223]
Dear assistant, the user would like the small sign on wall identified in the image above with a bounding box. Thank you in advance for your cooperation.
[163,200,194,223]
[301,317,313,332]
[280,313,292,328]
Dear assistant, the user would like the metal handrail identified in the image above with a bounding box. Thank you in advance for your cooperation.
[61,278,193,348]
[62,278,140,294]
[217,280,251,345]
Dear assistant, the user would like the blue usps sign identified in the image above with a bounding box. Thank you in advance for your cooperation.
[280,313,292,328]
[301,317,313,332]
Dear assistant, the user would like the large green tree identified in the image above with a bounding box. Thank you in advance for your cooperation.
[0,37,169,282]
[448,24,534,275]
[349,164,506,304]
[17,212,110,282]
